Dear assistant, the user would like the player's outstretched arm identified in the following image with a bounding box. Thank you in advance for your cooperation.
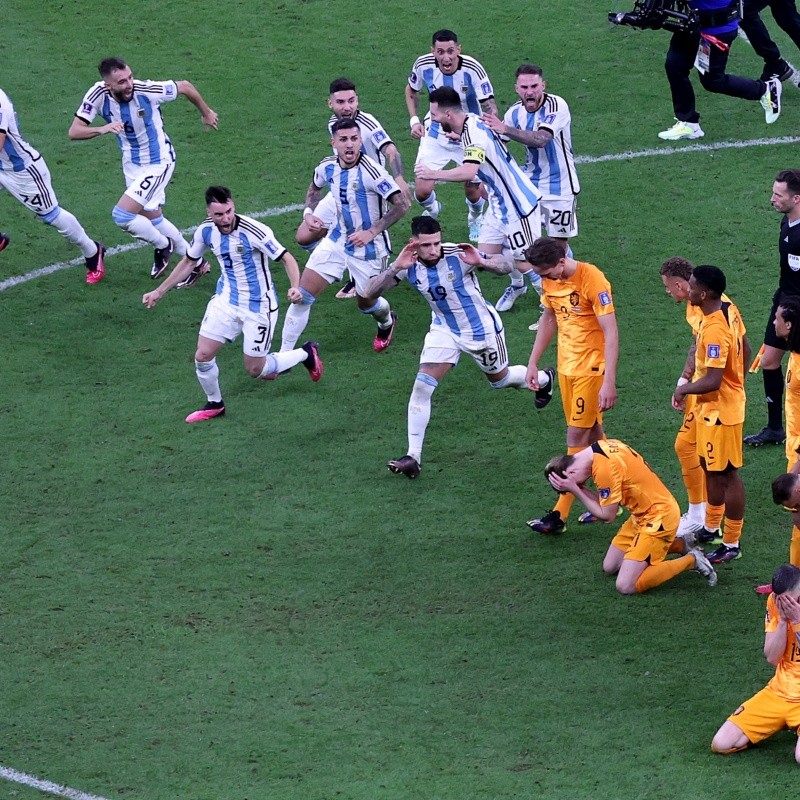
[176,81,218,130]
[67,116,124,140]
[458,243,513,275]
[142,255,201,308]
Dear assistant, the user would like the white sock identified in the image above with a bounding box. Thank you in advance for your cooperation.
[195,359,222,402]
[408,374,437,463]
[366,296,392,327]
[466,196,485,218]
[509,266,525,288]
[258,348,308,377]
[689,502,706,523]
[417,191,438,211]
[280,303,311,351]
[505,365,529,388]
[49,208,96,257]
[153,216,188,256]
[120,214,170,248]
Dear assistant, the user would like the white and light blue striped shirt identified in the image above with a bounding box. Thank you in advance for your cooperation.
[187,215,287,314]
[503,94,580,200]
[461,115,541,223]
[0,88,41,172]
[400,244,502,344]
[408,54,494,143]
[76,79,178,168]
[313,153,400,261]
[326,110,393,167]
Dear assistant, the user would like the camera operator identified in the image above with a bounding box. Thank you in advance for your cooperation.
[659,0,782,140]
[740,0,800,82]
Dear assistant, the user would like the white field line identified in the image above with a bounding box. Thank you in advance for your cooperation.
[0,764,111,800]
[3,135,800,293]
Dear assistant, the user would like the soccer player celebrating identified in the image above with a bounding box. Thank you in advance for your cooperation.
[279,119,410,355]
[0,87,104,283]
[142,186,322,424]
[405,29,497,240]
[545,439,717,594]
[69,57,218,282]
[482,64,581,312]
[672,266,750,565]
[711,563,800,761]
[524,237,619,535]
[364,216,554,479]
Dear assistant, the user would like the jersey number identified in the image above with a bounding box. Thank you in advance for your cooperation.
[22,193,44,208]
[550,209,572,228]
[426,285,448,302]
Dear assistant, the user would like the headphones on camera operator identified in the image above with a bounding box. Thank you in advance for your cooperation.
[608,0,742,35]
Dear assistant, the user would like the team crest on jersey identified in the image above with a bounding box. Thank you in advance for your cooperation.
[137,108,146,118]
[447,271,455,282]
[598,291,612,306]
[236,244,244,254]
[599,488,610,500]
[569,291,580,307]
[707,344,720,359]
[376,179,393,194]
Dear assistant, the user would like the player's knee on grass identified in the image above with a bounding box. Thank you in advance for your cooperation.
[711,723,750,755]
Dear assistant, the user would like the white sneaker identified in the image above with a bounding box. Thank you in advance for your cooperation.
[658,120,704,141]
[690,547,718,587]
[495,284,527,312]
[677,512,705,538]
[421,200,442,219]
[760,77,782,123]
[467,214,483,243]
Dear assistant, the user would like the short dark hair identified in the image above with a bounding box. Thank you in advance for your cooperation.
[428,86,461,109]
[772,563,800,595]
[691,265,726,298]
[660,256,695,280]
[329,77,356,95]
[515,63,543,78]
[410,216,441,237]
[205,185,232,205]
[331,118,359,135]
[778,295,800,353]
[432,29,458,44]
[772,473,800,505]
[524,237,566,270]
[99,57,128,77]
[544,454,574,480]
[776,169,800,195]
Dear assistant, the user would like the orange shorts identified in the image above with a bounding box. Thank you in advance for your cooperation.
[611,513,678,564]
[727,685,800,744]
[696,419,743,472]
[558,373,604,429]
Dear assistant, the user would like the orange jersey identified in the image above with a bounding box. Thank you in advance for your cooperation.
[590,439,679,529]
[542,261,615,377]
[786,351,800,465]
[694,300,747,425]
[684,293,731,338]
[765,593,800,701]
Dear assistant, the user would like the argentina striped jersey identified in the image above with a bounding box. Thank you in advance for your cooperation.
[187,214,287,314]
[503,94,580,199]
[401,244,502,343]
[461,114,541,222]
[76,80,178,168]
[408,54,494,143]
[313,153,400,260]
[0,88,41,172]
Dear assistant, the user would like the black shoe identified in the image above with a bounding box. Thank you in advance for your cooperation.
[534,367,556,409]
[151,240,175,279]
[176,259,211,289]
[526,509,566,535]
[387,455,421,479]
[300,341,323,381]
[697,526,722,545]
[706,543,742,564]
[760,61,794,82]
[744,426,786,446]
[0,231,10,252]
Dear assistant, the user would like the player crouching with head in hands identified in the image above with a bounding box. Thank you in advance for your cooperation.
[544,438,718,594]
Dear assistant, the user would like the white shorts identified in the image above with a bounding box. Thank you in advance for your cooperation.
[541,196,578,238]
[415,132,465,169]
[0,158,59,216]
[123,159,175,212]
[310,193,338,230]
[477,207,542,259]
[420,324,509,375]
[199,293,278,357]
[305,237,387,296]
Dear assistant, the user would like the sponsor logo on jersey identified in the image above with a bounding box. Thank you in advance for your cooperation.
[481,81,491,95]
[707,344,720,359]
[266,242,278,255]
[82,102,93,114]
[543,113,556,125]
[165,85,175,96]
[598,290,612,306]
[373,131,386,144]
[599,488,610,500]
[376,179,393,194]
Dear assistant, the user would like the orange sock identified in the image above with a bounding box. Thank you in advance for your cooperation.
[705,503,725,531]
[722,517,743,547]
[791,526,800,567]
[635,555,695,592]
[675,434,706,504]
[554,492,575,520]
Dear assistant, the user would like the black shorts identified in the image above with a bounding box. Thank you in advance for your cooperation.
[764,289,791,351]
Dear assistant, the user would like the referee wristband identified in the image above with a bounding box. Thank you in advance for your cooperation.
[410,115,421,128]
